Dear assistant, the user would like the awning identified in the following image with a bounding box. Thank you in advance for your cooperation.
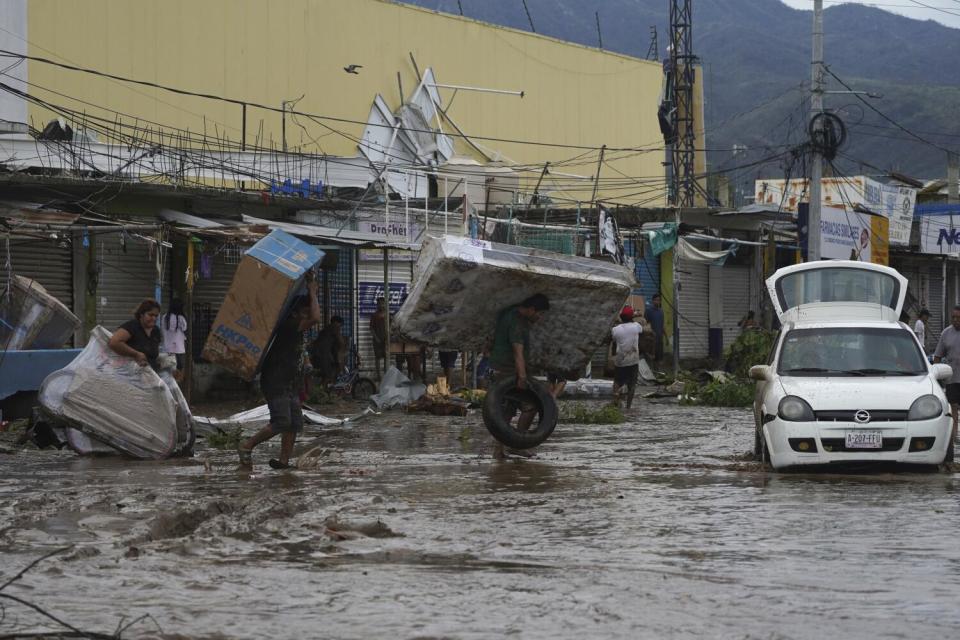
[241,214,407,249]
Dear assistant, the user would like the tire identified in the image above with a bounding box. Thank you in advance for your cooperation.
[755,425,770,465]
[946,438,955,464]
[352,377,377,401]
[481,376,559,450]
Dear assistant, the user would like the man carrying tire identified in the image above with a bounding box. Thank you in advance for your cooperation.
[488,293,550,458]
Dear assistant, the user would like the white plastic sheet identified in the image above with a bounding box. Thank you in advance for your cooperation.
[38,326,193,459]
[370,366,426,410]
[193,404,370,436]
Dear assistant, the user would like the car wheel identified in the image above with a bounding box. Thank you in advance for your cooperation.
[352,378,377,401]
[481,376,559,450]
[946,438,955,464]
[758,428,771,466]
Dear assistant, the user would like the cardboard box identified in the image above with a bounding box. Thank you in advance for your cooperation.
[201,229,324,380]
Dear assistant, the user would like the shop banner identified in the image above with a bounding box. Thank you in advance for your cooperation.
[917,205,960,255]
[799,204,889,265]
[359,220,423,242]
[358,281,408,315]
[756,176,914,246]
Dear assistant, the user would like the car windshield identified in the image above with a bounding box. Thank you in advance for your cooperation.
[777,327,926,376]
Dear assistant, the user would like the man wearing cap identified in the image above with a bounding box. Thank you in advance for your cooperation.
[610,305,643,409]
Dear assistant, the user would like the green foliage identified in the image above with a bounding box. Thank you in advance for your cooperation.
[560,402,626,424]
[724,330,777,378]
[457,389,487,406]
[206,427,243,450]
[680,378,754,408]
[309,385,336,405]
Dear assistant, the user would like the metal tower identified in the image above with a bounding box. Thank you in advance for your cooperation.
[669,0,696,207]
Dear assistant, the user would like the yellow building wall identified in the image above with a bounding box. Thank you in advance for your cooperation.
[25,0,665,205]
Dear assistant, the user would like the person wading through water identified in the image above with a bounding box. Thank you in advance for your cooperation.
[238,275,321,470]
[489,293,550,459]
[610,305,642,409]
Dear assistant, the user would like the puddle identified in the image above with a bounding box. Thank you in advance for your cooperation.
[1,399,957,639]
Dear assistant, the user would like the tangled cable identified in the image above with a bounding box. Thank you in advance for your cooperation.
[808,112,847,161]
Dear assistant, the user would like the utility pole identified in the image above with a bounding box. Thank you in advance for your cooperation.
[808,0,825,261]
[668,0,695,373]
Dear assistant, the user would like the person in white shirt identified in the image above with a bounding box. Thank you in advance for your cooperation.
[610,305,643,409]
[161,299,188,371]
[914,308,929,353]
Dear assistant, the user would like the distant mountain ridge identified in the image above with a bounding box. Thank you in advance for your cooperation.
[403,0,960,181]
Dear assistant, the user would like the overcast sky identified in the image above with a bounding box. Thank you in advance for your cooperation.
[780,0,960,29]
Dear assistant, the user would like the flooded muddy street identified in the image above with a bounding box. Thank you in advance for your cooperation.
[2,400,959,639]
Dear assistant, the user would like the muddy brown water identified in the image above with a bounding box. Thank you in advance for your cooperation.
[1,399,958,639]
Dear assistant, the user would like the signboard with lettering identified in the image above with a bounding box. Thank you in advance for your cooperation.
[358,281,408,315]
[756,176,915,246]
[918,205,960,255]
[799,204,889,265]
[359,220,423,242]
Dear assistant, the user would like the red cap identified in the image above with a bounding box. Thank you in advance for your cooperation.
[620,305,634,318]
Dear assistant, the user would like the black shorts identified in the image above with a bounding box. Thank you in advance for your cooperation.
[266,391,304,433]
[946,383,960,405]
[438,350,458,369]
[614,364,639,387]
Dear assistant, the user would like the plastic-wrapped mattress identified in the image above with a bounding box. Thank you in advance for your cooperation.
[394,236,634,377]
[39,326,193,459]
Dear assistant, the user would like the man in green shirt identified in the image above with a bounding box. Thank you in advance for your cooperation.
[489,293,550,456]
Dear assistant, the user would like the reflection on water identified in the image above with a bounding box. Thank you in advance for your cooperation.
[0,400,957,639]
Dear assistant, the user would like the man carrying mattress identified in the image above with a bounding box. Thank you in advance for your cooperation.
[488,293,550,458]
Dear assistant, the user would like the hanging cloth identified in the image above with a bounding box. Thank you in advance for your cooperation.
[675,237,738,266]
[648,223,678,256]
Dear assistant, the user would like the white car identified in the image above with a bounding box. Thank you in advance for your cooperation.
[750,261,954,469]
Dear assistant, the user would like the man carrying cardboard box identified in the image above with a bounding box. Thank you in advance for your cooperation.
[238,276,322,470]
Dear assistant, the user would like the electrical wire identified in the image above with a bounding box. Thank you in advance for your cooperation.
[823,65,957,155]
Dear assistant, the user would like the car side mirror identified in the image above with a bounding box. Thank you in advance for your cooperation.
[931,363,952,382]
[749,365,772,382]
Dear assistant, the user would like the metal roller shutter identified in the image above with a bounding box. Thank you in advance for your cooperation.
[677,262,709,359]
[7,235,74,310]
[720,265,751,351]
[319,246,356,346]
[356,249,414,378]
[191,250,241,360]
[625,237,661,300]
[929,264,945,344]
[96,235,170,332]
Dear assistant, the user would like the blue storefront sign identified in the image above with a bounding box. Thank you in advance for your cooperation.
[358,282,408,315]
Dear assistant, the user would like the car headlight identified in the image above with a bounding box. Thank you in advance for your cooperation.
[908,394,943,421]
[778,396,815,421]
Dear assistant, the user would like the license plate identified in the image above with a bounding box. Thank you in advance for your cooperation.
[845,431,883,449]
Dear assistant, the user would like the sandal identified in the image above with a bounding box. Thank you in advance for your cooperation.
[269,458,292,470]
[237,446,253,466]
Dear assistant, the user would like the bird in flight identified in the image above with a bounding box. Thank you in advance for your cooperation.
[343,64,363,74]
